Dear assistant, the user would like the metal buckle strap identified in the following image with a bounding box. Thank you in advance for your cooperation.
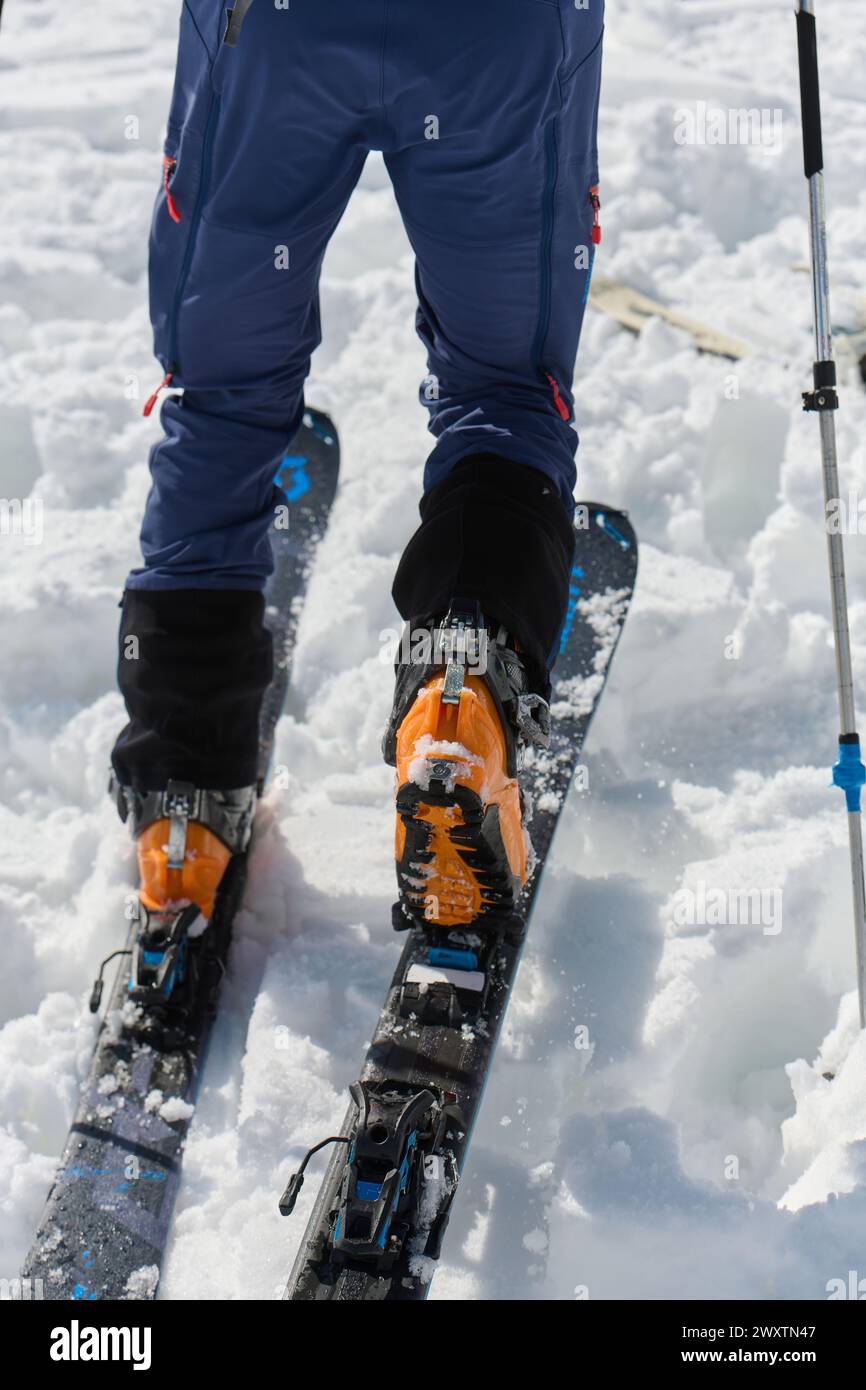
[164,780,198,870]
[514,692,551,749]
[438,605,486,707]
[109,775,257,854]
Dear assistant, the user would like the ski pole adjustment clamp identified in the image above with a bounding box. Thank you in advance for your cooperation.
[802,360,839,413]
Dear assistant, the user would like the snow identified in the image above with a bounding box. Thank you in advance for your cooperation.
[2,0,866,1301]
[124,1265,160,1301]
[406,733,483,793]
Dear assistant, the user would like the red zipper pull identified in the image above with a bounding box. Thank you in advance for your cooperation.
[162,156,181,224]
[590,184,602,245]
[545,372,570,422]
[143,370,174,418]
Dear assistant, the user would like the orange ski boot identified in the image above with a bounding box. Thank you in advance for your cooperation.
[385,605,550,935]
[103,779,257,1034]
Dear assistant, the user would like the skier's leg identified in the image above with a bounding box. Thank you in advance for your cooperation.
[112,1,372,933]
[386,0,603,501]
[383,0,604,927]
[384,0,603,683]
[113,2,370,798]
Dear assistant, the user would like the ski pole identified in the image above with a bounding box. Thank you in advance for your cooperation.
[795,1,866,1026]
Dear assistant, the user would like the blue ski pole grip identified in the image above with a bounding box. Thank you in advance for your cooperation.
[832,736,866,812]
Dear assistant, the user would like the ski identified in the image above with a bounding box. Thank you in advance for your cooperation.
[589,272,866,386]
[589,274,751,360]
[22,408,340,1301]
[281,502,638,1301]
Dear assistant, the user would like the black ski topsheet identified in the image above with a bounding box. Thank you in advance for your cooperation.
[22,409,339,1301]
[285,503,638,1301]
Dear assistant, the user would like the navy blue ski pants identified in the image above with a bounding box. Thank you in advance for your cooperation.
[127,0,604,593]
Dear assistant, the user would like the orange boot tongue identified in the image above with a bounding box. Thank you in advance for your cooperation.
[112,779,258,922]
[137,819,233,920]
[99,780,257,1025]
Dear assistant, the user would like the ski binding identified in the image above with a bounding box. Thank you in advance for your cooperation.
[280,1080,462,1271]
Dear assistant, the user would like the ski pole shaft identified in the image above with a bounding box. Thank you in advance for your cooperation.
[795,0,866,1025]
